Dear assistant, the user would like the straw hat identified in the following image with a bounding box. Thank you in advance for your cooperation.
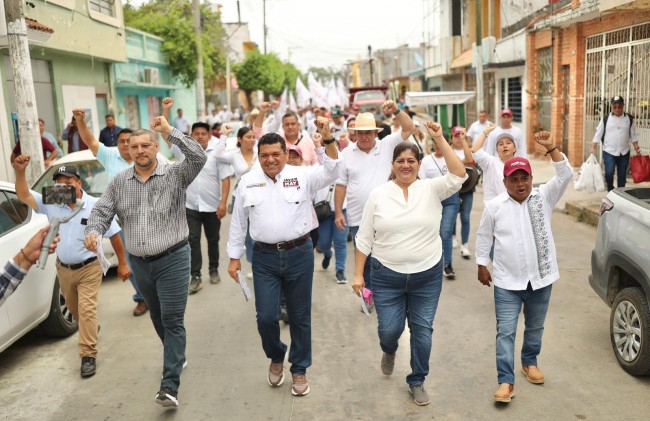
[347,112,382,132]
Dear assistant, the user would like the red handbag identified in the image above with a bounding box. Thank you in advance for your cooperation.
[630,155,650,183]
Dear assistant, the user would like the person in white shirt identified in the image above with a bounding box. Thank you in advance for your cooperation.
[475,132,573,404]
[449,126,477,260]
[466,110,492,143]
[217,105,233,124]
[335,101,415,298]
[418,128,471,279]
[483,109,526,158]
[590,95,640,191]
[207,109,220,127]
[226,122,340,397]
[173,108,191,135]
[471,123,515,204]
[352,122,466,406]
[180,122,234,293]
[329,108,347,140]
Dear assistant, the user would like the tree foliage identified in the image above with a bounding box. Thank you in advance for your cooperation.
[308,66,343,82]
[282,62,302,93]
[124,0,226,88]
[233,52,287,99]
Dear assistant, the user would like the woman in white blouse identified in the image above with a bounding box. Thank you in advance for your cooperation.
[215,125,259,267]
[471,122,516,204]
[352,122,466,406]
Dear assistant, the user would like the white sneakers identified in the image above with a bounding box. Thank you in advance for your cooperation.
[460,244,471,259]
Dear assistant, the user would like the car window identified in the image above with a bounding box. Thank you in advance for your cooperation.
[0,191,30,237]
[33,160,108,198]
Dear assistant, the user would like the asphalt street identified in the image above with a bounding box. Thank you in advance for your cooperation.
[1,189,649,421]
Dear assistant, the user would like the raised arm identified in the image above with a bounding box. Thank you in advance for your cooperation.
[425,122,465,177]
[161,98,175,148]
[459,130,474,164]
[12,155,38,210]
[72,108,100,155]
[383,100,414,140]
[151,116,207,186]
[315,117,339,161]
[471,122,496,152]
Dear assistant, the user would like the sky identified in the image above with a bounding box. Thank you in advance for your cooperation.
[125,0,430,72]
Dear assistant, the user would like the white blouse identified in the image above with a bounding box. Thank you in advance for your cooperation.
[355,172,466,274]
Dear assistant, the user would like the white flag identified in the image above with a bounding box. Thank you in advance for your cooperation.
[295,77,311,108]
[336,78,349,107]
[308,72,328,108]
[279,87,289,114]
[326,78,339,109]
[289,91,298,113]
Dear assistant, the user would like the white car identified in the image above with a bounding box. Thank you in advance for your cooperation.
[0,181,77,353]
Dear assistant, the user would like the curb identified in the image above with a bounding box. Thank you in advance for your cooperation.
[564,200,601,227]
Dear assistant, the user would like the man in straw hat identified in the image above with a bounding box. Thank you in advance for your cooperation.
[334,100,414,292]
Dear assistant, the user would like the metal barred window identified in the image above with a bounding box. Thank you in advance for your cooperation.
[500,77,523,123]
[583,23,650,159]
[89,0,115,17]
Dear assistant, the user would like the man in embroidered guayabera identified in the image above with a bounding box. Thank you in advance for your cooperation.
[474,131,573,404]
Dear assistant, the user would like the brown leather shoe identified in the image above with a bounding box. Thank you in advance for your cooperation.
[521,365,545,384]
[133,301,148,317]
[494,383,515,403]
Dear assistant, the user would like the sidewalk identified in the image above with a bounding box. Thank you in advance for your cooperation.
[529,156,648,226]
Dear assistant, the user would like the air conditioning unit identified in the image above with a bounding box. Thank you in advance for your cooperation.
[143,67,160,84]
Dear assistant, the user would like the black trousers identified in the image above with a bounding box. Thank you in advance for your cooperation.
[186,208,221,278]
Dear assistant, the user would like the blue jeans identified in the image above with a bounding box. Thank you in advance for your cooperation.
[252,239,314,374]
[318,209,348,272]
[458,191,474,245]
[494,284,553,384]
[349,225,371,290]
[118,229,143,302]
[603,150,629,191]
[130,244,190,391]
[440,193,460,268]
[371,257,443,386]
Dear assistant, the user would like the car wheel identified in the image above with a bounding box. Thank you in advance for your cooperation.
[40,277,78,338]
[610,287,650,376]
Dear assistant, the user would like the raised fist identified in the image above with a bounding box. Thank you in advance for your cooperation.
[222,124,233,137]
[162,97,174,110]
[270,101,279,110]
[534,131,554,149]
[311,132,323,148]
[484,123,497,134]
[382,100,398,115]
[12,154,31,172]
[150,116,172,133]
[72,108,85,122]
[425,121,444,141]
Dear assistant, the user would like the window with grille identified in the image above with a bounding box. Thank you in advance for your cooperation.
[500,77,523,122]
[89,0,114,17]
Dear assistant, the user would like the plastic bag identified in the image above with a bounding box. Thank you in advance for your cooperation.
[575,153,605,192]
[630,155,650,183]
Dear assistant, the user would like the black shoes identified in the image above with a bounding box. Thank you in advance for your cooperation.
[322,255,331,270]
[444,265,456,279]
[80,356,96,377]
[155,387,179,407]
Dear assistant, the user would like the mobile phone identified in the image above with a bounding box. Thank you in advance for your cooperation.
[42,185,76,205]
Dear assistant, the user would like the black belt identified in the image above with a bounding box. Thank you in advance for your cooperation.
[256,234,311,251]
[137,240,188,261]
[58,256,98,270]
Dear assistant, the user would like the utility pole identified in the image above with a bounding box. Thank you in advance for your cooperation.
[368,45,373,86]
[475,0,485,115]
[193,0,206,120]
[263,0,267,54]
[5,0,43,183]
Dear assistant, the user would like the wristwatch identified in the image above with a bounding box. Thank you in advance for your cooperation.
[392,108,401,116]
[323,138,336,145]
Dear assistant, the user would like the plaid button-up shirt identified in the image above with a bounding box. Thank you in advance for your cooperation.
[86,128,207,257]
[0,259,26,307]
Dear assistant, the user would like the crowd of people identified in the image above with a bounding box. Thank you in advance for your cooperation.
[9,94,644,410]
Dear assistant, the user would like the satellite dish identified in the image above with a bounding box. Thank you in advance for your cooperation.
[415,52,424,67]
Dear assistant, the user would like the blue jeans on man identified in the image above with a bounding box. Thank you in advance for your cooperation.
[252,239,314,375]
[440,193,460,269]
[494,283,553,385]
[118,229,144,303]
[318,210,348,272]
[130,244,190,392]
[603,150,630,191]
[370,257,443,386]
[457,191,474,245]
[349,225,371,290]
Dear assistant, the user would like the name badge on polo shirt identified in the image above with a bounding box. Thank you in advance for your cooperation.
[283,178,299,188]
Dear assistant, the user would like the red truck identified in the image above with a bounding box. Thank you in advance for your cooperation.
[349,86,388,113]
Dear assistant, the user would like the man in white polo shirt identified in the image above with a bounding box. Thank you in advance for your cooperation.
[483,109,527,158]
[334,100,414,291]
[466,110,492,144]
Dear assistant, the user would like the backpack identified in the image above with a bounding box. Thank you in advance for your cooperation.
[601,112,634,142]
